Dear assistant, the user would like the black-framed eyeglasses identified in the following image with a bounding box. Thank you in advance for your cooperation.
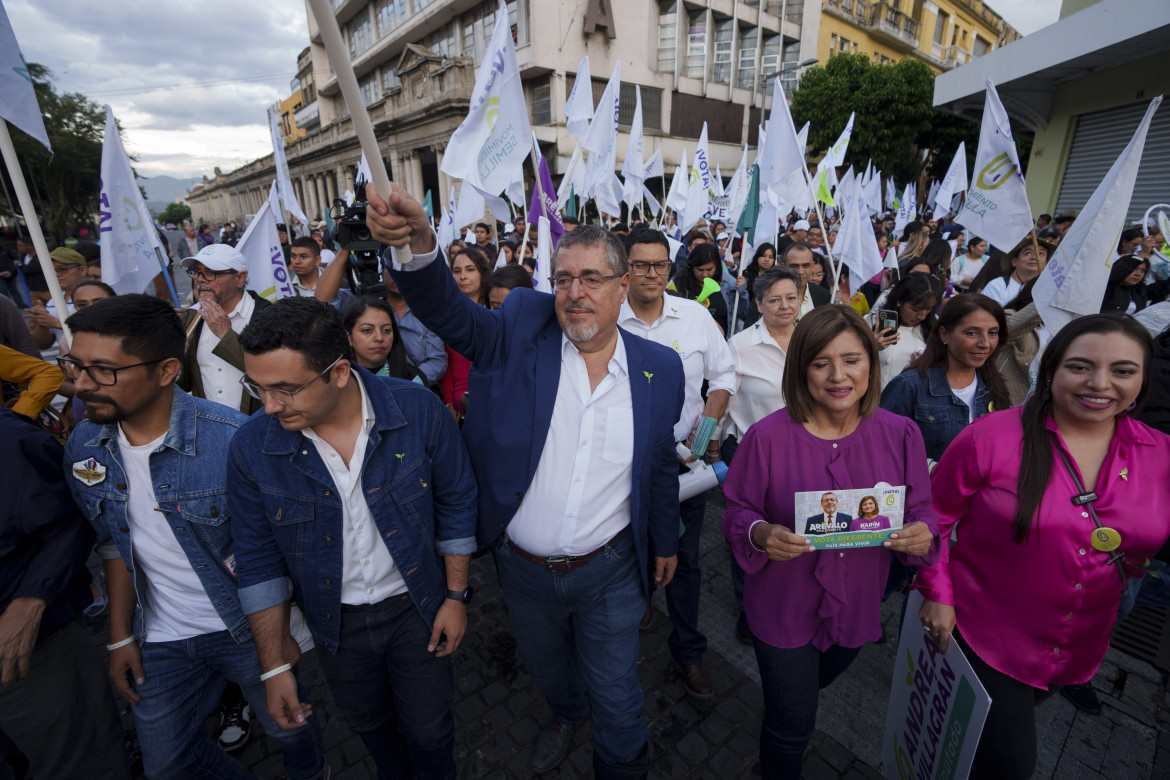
[548,272,623,292]
[629,261,672,277]
[185,267,238,282]
[57,356,163,386]
[240,356,344,406]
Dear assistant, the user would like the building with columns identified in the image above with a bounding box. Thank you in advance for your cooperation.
[187,0,821,228]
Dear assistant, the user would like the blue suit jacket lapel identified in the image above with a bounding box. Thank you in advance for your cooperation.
[529,322,563,477]
[623,330,652,481]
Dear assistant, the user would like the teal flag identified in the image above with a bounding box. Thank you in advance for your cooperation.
[565,184,578,219]
[736,163,760,245]
[422,189,434,221]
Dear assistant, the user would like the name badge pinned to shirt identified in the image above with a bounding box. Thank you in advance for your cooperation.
[72,457,107,486]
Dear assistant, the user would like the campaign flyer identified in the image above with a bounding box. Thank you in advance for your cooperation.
[795,483,906,550]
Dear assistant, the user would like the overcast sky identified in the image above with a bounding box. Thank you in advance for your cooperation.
[9,0,309,181]
[9,0,1062,182]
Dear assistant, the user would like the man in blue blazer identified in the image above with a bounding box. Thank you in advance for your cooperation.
[367,185,683,780]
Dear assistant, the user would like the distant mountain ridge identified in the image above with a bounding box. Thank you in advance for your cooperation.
[141,175,200,215]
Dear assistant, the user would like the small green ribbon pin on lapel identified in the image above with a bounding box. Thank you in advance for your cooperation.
[1120,467,1128,481]
[396,453,405,462]
[644,371,653,383]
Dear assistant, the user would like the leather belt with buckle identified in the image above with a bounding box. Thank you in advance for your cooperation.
[506,529,626,573]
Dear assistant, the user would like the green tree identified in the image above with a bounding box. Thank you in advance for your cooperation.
[791,54,951,184]
[158,202,192,225]
[2,64,108,243]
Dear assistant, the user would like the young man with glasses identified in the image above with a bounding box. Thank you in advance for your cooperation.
[617,228,735,700]
[177,243,271,414]
[61,295,328,780]
[365,185,683,779]
[227,297,477,780]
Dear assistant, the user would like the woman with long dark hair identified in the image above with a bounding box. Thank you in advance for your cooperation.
[880,294,1009,462]
[916,313,1170,779]
[669,243,729,334]
[739,243,777,328]
[442,246,490,422]
[1100,254,1170,314]
[342,297,422,382]
[875,273,941,389]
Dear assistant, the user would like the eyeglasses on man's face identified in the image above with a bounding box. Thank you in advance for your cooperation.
[548,272,623,292]
[57,356,163,386]
[240,356,345,407]
[186,267,238,283]
[629,261,672,277]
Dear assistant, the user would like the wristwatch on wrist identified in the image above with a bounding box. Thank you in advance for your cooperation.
[445,587,474,605]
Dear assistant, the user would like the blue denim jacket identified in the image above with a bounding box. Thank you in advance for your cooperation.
[879,363,991,462]
[64,388,252,643]
[228,366,478,654]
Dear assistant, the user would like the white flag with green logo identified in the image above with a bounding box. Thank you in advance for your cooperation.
[440,0,531,196]
[1034,96,1162,334]
[957,81,1033,252]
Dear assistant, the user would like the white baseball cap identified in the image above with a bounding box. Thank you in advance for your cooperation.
[793,219,811,231]
[181,243,247,273]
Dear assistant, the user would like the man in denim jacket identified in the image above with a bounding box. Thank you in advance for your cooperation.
[62,295,328,780]
[227,297,477,780]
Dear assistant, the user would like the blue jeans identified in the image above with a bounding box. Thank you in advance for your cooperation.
[1118,559,1170,621]
[751,638,861,780]
[314,593,456,780]
[492,528,650,768]
[653,486,708,665]
[135,631,325,780]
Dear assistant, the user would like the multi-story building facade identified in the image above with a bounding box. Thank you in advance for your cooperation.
[814,0,1018,73]
[187,0,822,227]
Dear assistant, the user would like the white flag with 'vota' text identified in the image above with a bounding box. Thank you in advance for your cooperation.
[958,81,1033,252]
[237,198,293,302]
[1034,96,1162,334]
[99,105,165,296]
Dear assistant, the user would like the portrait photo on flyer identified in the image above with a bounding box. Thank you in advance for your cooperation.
[795,484,905,550]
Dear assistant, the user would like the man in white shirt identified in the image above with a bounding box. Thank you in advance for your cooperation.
[177,244,270,414]
[288,238,324,297]
[981,236,1053,308]
[618,228,735,700]
[62,295,327,780]
[366,186,683,780]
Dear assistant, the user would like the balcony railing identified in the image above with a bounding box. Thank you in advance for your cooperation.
[865,2,919,50]
[294,100,320,130]
[942,44,970,67]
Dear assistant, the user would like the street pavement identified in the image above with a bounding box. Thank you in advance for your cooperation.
[81,488,1169,779]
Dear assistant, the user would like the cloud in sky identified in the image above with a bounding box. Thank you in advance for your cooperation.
[987,0,1064,36]
[8,0,309,178]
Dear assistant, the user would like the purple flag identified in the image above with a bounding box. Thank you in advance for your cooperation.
[528,156,565,248]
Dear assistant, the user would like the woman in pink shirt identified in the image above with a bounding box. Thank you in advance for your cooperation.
[916,313,1170,779]
[848,495,891,531]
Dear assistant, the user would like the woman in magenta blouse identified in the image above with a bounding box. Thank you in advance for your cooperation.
[722,305,939,780]
[916,313,1170,779]
[849,495,892,531]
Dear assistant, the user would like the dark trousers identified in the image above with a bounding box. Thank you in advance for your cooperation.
[953,628,1057,780]
[0,621,128,779]
[721,436,746,612]
[752,637,862,780]
[315,593,456,780]
[655,486,709,665]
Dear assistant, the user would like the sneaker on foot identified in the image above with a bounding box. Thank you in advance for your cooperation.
[216,702,253,753]
[532,717,583,774]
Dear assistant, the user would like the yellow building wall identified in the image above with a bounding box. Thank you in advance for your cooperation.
[816,0,1005,74]
[1025,50,1170,216]
[278,93,307,144]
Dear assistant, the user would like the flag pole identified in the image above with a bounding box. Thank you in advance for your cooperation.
[801,164,844,297]
[0,120,72,345]
[152,245,182,307]
[306,0,410,264]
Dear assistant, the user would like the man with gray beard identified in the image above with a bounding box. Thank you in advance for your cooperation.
[366,184,684,780]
